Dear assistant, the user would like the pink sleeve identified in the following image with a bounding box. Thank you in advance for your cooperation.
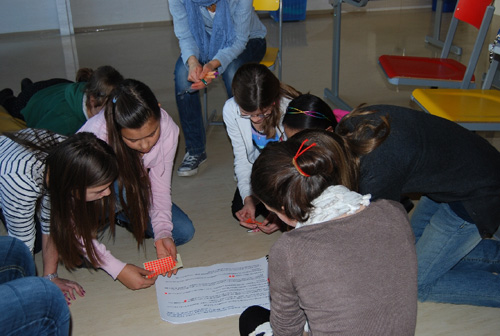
[79,109,179,241]
[93,240,127,279]
[146,110,179,241]
[77,110,109,141]
[79,238,127,279]
[333,109,350,122]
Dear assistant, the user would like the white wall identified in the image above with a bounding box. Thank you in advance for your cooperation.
[70,0,172,28]
[0,0,60,34]
[308,0,430,12]
[0,0,496,35]
[0,0,172,34]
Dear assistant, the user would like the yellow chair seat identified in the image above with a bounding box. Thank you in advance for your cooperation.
[0,105,27,132]
[253,0,281,79]
[412,88,500,131]
[260,47,279,69]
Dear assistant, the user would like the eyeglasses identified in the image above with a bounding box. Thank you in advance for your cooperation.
[238,107,272,120]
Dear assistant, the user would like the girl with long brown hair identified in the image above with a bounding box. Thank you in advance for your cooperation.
[0,129,154,305]
[283,102,500,307]
[239,130,417,335]
[79,79,195,278]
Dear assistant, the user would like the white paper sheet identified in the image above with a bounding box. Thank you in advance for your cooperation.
[154,256,270,324]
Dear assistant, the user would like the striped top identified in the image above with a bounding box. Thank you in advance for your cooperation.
[0,129,127,279]
[0,129,65,253]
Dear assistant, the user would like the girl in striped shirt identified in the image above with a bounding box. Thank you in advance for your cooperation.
[0,130,157,304]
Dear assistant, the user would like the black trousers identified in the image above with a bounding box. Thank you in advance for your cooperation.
[239,305,271,336]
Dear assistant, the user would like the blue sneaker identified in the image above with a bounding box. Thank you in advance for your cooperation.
[177,152,207,176]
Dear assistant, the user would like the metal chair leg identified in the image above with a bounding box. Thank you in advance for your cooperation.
[202,87,223,128]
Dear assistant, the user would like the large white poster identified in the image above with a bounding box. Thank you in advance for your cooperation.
[155,256,270,324]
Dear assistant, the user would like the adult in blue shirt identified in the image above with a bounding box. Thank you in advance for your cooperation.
[169,0,267,176]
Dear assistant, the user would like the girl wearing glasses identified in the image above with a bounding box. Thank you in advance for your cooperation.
[222,63,301,233]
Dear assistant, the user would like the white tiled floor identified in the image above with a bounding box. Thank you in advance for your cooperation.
[1,8,500,336]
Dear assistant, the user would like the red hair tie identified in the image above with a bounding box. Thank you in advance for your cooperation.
[292,139,317,177]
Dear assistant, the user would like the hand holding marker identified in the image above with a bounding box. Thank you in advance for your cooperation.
[179,71,219,95]
[200,71,219,86]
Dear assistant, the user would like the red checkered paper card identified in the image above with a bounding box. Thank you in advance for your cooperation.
[144,254,183,278]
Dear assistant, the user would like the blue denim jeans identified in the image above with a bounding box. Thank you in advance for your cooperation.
[114,182,195,245]
[0,236,70,336]
[411,196,500,307]
[174,38,267,156]
[116,204,195,245]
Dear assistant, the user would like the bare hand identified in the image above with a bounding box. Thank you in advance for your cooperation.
[187,57,203,84]
[155,238,179,277]
[52,277,85,305]
[116,264,157,290]
[258,217,281,234]
[261,212,283,234]
[236,196,258,228]
[190,60,219,91]
[245,212,282,234]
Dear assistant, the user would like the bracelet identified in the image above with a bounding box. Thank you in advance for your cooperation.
[43,273,58,281]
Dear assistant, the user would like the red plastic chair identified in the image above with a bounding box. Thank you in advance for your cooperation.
[378,0,495,89]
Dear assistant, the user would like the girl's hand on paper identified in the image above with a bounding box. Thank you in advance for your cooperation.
[117,264,157,290]
[155,238,179,277]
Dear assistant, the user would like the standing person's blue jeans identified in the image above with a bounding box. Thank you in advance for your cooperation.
[0,236,70,336]
[174,38,267,157]
[411,196,500,307]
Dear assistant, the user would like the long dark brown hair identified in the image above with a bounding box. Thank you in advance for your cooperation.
[251,106,391,222]
[232,63,301,138]
[283,93,339,132]
[47,132,118,268]
[251,129,357,222]
[105,79,160,246]
[84,65,124,109]
[4,129,118,268]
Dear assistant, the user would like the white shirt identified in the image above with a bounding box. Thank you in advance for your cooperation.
[222,97,290,200]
